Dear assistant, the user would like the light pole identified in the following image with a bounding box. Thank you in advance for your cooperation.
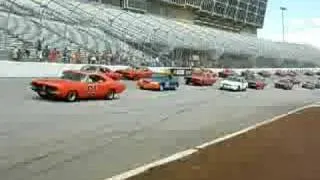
[280,6,287,42]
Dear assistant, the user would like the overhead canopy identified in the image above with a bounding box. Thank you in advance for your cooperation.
[4,0,320,63]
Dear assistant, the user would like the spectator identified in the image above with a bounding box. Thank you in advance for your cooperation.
[90,54,97,64]
[36,39,42,58]
[95,50,100,64]
[62,47,69,63]
[75,49,81,64]
[17,49,22,61]
[49,48,57,62]
[71,52,76,64]
[42,45,50,62]
[12,47,18,61]
[25,49,30,59]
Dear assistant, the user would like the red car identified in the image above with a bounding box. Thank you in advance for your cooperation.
[115,66,153,80]
[185,69,218,86]
[30,70,126,102]
[80,65,122,80]
[218,69,236,78]
[247,77,267,90]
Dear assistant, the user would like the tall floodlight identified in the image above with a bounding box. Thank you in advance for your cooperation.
[280,6,287,42]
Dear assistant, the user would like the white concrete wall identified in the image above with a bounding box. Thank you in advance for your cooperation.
[0,61,319,78]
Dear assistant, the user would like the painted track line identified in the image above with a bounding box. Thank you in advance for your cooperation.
[105,103,320,180]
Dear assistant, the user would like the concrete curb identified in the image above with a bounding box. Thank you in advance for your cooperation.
[106,103,320,180]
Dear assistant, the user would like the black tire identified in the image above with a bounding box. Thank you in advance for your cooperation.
[38,93,48,99]
[66,91,78,102]
[159,84,165,91]
[185,79,191,85]
[173,83,179,90]
[106,89,116,100]
[237,86,241,91]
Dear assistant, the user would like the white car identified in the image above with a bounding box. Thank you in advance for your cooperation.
[219,76,248,91]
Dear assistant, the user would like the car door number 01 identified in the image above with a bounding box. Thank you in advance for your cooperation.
[88,85,97,95]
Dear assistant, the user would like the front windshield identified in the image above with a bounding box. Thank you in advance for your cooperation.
[82,66,97,71]
[280,79,289,83]
[152,75,167,81]
[227,76,241,82]
[61,71,86,81]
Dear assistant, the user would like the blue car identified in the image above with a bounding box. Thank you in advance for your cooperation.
[137,74,179,91]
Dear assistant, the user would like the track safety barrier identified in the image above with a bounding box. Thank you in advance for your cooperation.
[0,60,319,77]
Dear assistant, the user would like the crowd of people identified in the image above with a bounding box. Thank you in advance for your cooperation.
[9,39,169,67]
[10,39,126,65]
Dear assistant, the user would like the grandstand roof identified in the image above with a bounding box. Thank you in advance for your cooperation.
[4,0,320,63]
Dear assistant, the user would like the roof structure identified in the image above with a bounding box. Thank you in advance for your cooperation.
[3,0,320,63]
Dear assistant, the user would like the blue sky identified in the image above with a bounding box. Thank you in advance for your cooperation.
[258,0,320,48]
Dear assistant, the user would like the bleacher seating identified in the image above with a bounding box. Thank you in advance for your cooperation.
[0,0,319,66]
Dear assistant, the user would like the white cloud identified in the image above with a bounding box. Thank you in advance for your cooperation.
[289,18,320,28]
[259,18,320,49]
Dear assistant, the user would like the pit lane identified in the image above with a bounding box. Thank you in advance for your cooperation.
[0,76,319,180]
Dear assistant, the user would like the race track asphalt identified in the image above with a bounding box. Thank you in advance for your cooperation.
[0,75,319,180]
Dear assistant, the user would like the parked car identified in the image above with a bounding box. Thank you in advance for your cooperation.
[185,68,218,86]
[288,78,301,85]
[80,65,122,80]
[247,77,267,90]
[137,73,179,91]
[115,66,153,80]
[304,71,315,76]
[218,69,237,78]
[287,71,297,77]
[275,70,287,77]
[258,70,271,78]
[315,81,320,89]
[274,79,294,90]
[219,76,248,91]
[302,81,316,90]
[241,70,255,77]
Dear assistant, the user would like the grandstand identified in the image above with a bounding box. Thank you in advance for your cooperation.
[92,0,267,35]
[0,0,320,67]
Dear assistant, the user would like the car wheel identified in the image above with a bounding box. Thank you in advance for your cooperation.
[37,93,48,99]
[185,79,190,85]
[173,83,179,90]
[237,86,241,91]
[106,89,116,100]
[137,84,143,90]
[159,84,164,91]
[66,91,77,102]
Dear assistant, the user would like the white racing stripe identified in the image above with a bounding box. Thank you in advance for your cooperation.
[106,103,320,180]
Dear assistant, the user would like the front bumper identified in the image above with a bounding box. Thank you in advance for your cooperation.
[248,82,257,88]
[220,84,238,90]
[31,85,61,97]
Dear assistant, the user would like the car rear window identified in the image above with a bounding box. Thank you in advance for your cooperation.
[82,66,97,71]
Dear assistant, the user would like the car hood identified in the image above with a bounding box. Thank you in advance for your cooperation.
[140,78,160,83]
[276,81,288,85]
[221,80,240,85]
[247,79,257,83]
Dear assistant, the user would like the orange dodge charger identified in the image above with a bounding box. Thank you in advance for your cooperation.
[115,66,152,80]
[30,70,126,102]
